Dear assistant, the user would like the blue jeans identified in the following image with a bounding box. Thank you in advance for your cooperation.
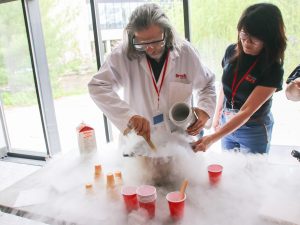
[220,111,274,154]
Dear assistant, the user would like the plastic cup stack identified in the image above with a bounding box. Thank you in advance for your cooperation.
[136,185,157,219]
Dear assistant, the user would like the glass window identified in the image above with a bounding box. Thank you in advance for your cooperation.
[39,0,101,152]
[0,107,6,157]
[0,1,47,153]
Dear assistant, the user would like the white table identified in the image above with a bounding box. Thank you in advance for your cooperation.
[0,143,299,225]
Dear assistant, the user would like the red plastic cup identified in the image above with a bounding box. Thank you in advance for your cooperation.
[136,185,157,219]
[121,186,138,213]
[166,191,186,220]
[207,164,223,185]
[138,200,156,218]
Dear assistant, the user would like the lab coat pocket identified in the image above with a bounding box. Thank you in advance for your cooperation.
[168,82,192,107]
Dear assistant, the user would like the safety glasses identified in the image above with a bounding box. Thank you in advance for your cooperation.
[239,30,262,46]
[132,32,165,51]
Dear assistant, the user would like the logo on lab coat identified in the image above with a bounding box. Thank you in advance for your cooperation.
[176,73,187,79]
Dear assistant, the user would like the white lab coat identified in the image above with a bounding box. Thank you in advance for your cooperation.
[88,40,216,134]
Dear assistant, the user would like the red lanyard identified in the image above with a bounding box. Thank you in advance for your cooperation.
[146,50,170,109]
[231,59,258,108]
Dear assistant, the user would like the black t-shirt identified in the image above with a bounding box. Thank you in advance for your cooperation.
[286,65,300,84]
[221,44,284,119]
[146,49,169,82]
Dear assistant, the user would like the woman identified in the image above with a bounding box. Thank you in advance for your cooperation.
[192,3,287,154]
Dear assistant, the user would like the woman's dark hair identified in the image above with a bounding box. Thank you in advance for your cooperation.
[233,3,287,66]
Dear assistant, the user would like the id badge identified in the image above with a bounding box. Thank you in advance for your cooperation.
[223,108,239,122]
[153,113,164,125]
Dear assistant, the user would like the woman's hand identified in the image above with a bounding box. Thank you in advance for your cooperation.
[212,112,222,132]
[213,87,224,132]
[191,135,215,152]
[186,108,209,136]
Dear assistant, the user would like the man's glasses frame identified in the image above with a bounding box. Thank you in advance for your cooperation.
[132,32,166,51]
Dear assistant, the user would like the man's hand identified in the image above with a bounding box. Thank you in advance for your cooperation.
[127,115,151,141]
[186,108,209,136]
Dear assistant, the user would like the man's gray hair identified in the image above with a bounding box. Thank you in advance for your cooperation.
[123,3,183,60]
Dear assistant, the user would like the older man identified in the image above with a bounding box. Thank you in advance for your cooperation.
[88,3,216,142]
